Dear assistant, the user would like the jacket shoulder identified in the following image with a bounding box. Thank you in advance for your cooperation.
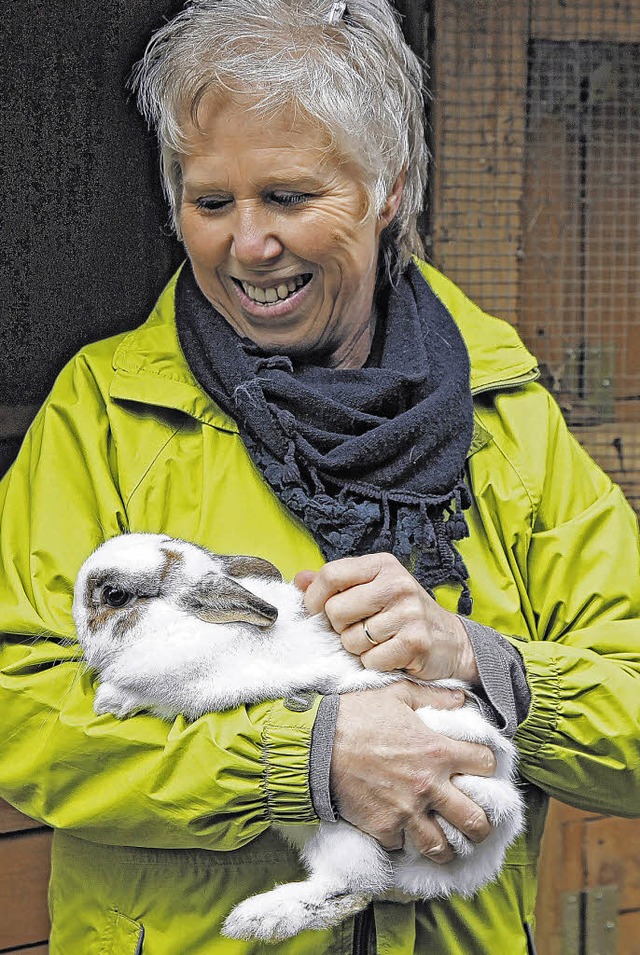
[414,259,538,392]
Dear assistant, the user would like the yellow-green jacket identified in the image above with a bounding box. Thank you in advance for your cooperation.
[1,262,639,955]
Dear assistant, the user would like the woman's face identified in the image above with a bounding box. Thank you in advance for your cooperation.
[179,97,402,368]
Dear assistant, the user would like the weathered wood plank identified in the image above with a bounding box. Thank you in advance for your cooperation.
[0,798,45,835]
[618,909,640,954]
[9,945,49,955]
[535,800,607,955]
[584,104,640,408]
[586,816,640,911]
[531,0,640,42]
[0,829,52,950]
[430,0,529,325]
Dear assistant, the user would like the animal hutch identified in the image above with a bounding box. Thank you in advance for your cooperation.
[420,0,640,951]
[1,0,639,953]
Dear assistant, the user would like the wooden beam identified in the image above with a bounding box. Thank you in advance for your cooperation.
[531,0,640,42]
[430,0,529,326]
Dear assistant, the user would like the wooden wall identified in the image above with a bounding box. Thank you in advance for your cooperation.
[0,800,51,953]
[430,1,640,950]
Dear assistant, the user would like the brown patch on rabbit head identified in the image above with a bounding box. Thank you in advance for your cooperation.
[111,605,144,640]
[82,580,144,640]
[159,548,184,584]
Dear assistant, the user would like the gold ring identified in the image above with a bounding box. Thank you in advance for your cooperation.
[362,620,379,646]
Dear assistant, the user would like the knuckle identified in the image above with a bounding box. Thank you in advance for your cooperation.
[410,769,440,800]
[377,551,400,568]
[317,561,346,588]
[422,738,448,764]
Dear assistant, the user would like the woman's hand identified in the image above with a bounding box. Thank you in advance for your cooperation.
[296,554,495,860]
[295,553,479,684]
[329,682,496,859]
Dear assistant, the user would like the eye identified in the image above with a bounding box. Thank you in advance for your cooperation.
[195,196,232,212]
[268,191,311,207]
[101,586,133,609]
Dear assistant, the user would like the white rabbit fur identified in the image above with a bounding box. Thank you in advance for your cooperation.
[73,532,524,942]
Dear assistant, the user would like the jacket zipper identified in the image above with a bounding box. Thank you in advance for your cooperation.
[352,906,374,955]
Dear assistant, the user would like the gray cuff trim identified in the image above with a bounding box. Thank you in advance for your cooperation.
[309,694,340,822]
[459,617,532,739]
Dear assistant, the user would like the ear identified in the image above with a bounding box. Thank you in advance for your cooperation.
[377,169,406,233]
[181,573,279,628]
[221,555,283,582]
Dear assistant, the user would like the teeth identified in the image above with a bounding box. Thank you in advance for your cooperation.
[240,275,308,305]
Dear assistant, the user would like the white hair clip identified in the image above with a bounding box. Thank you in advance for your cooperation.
[327,1,347,25]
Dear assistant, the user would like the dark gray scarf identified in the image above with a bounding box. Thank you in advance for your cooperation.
[176,261,474,613]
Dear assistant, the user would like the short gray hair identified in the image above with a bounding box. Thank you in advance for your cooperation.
[132,0,428,270]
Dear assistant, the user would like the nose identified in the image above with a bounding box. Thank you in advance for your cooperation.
[230,201,284,266]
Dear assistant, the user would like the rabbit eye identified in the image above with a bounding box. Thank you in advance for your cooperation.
[102,586,133,609]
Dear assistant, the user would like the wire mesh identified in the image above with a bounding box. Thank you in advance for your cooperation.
[429,0,640,513]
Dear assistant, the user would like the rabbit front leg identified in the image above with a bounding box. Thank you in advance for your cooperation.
[93,682,143,718]
[222,819,393,941]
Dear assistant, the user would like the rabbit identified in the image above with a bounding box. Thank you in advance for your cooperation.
[72,532,525,942]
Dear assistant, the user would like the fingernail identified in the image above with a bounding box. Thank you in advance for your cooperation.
[425,845,445,858]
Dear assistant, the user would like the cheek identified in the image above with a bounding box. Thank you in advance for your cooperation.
[181,214,225,264]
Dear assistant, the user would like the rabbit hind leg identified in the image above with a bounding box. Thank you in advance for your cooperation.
[223,821,391,941]
[222,881,372,941]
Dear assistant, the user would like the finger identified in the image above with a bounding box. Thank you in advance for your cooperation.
[324,578,390,646]
[340,613,393,655]
[443,740,497,778]
[412,729,497,778]
[293,570,317,592]
[374,827,406,852]
[358,626,428,674]
[405,815,456,864]
[302,554,390,615]
[431,784,492,844]
[395,680,468,712]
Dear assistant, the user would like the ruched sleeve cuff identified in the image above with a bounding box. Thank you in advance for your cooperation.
[261,695,322,825]
[510,640,562,758]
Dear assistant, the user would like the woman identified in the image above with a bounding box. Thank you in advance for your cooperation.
[1,1,639,953]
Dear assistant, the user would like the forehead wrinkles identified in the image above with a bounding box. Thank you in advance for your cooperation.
[178,95,365,188]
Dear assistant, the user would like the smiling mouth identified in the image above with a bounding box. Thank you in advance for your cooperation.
[232,273,312,305]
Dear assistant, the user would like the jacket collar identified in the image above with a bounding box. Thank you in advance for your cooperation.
[110,260,538,440]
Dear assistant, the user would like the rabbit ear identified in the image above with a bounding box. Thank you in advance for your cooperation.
[220,555,283,582]
[181,573,279,628]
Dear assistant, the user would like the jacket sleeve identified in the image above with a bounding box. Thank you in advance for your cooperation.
[0,353,319,851]
[504,389,640,817]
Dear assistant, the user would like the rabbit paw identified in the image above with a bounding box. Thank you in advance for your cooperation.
[93,683,141,718]
[222,882,371,941]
